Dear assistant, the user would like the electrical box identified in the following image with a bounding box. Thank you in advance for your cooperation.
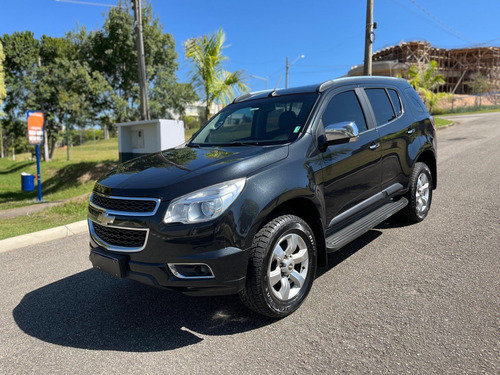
[116,119,184,162]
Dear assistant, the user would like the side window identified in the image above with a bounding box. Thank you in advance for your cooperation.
[404,87,428,114]
[387,89,402,116]
[322,90,368,132]
[365,88,396,126]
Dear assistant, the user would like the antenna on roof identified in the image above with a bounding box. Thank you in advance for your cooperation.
[271,75,282,96]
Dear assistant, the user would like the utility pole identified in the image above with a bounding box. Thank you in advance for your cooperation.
[285,55,305,88]
[132,0,150,120]
[363,0,374,76]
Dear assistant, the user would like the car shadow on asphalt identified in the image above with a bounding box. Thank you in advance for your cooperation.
[13,229,384,353]
[13,269,274,352]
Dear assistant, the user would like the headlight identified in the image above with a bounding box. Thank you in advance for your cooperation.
[164,178,246,224]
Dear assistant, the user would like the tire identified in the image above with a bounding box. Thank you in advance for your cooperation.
[401,162,433,222]
[239,215,317,318]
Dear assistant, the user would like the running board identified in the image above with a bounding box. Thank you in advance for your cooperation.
[326,198,408,252]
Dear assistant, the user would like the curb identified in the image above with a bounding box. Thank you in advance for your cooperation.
[0,220,88,254]
[436,121,456,130]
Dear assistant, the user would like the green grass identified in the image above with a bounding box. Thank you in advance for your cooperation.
[185,126,201,140]
[437,107,500,117]
[434,117,453,127]
[0,138,119,210]
[0,198,89,240]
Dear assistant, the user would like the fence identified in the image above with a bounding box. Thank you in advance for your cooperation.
[435,92,500,114]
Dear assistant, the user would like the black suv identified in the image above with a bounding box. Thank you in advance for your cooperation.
[88,76,436,318]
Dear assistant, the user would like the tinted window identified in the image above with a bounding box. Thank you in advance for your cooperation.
[405,87,428,113]
[365,88,396,126]
[388,89,402,115]
[322,91,367,132]
[190,93,318,145]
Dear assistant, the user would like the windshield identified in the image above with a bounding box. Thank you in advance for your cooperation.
[189,93,319,146]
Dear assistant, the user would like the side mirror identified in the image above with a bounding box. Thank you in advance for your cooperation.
[325,121,359,145]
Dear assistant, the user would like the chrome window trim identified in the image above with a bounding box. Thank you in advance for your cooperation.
[88,219,149,253]
[364,87,406,129]
[90,192,161,216]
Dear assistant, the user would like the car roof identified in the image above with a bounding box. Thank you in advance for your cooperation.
[233,76,408,103]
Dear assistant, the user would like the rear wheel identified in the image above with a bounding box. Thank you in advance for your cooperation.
[239,215,317,318]
[401,162,433,222]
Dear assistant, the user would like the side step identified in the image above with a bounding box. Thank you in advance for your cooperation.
[326,198,408,252]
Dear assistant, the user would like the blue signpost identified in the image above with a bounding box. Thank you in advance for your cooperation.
[27,111,45,202]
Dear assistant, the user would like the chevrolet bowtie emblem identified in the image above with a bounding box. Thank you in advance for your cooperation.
[97,211,115,226]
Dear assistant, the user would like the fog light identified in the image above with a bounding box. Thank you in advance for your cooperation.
[168,263,214,279]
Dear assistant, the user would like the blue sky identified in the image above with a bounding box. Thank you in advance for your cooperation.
[1,0,499,92]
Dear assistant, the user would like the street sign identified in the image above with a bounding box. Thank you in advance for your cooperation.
[27,111,44,145]
[26,111,44,202]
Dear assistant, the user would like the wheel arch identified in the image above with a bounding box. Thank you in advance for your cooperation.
[416,150,437,189]
[257,197,328,268]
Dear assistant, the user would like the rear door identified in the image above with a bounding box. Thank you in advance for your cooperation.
[319,87,382,226]
[362,86,419,190]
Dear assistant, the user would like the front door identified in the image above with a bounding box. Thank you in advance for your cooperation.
[320,89,382,226]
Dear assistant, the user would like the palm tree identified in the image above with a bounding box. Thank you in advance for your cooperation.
[184,28,248,121]
[407,60,449,113]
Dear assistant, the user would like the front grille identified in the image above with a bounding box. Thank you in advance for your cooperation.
[91,193,158,213]
[92,222,147,249]
[88,205,102,217]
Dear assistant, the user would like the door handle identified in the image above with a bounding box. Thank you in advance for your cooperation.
[369,142,380,150]
[407,128,414,135]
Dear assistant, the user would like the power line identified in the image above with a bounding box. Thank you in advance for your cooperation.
[54,0,117,7]
[407,0,477,44]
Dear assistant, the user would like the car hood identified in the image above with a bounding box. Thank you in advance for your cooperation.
[94,145,289,200]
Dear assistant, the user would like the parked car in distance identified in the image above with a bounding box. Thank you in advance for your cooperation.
[88,76,437,318]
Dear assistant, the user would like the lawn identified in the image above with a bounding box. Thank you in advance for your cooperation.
[434,117,453,127]
[0,138,119,210]
[0,138,120,239]
[0,197,89,240]
[437,107,500,116]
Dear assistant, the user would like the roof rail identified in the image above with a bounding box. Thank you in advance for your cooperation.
[317,80,337,92]
[233,93,253,103]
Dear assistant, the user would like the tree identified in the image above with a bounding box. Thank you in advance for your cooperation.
[407,60,449,113]
[0,1,197,156]
[0,41,6,157]
[85,0,195,123]
[1,32,111,160]
[185,28,248,121]
[1,31,41,158]
[471,72,490,107]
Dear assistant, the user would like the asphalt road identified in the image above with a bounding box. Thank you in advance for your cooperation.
[1,113,499,374]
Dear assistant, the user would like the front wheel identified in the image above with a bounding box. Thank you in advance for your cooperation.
[401,162,433,222]
[239,215,317,318]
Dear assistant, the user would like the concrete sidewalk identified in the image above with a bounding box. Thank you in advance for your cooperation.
[0,193,90,220]
[0,201,67,220]
[0,220,88,253]
[0,194,91,252]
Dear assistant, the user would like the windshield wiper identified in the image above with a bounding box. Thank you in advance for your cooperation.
[221,141,262,146]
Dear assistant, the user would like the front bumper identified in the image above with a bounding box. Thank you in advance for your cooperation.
[87,193,251,296]
[89,243,249,296]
